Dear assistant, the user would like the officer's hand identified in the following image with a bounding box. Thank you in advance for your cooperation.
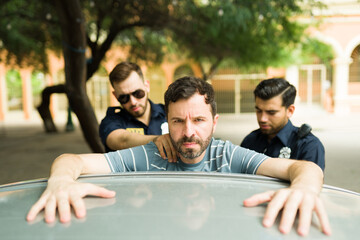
[153,134,177,163]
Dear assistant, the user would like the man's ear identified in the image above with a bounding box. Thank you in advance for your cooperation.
[212,114,220,133]
[287,104,295,118]
[144,79,150,92]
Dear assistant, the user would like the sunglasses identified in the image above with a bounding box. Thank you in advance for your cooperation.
[117,89,146,104]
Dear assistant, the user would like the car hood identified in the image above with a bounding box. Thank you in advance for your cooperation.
[0,172,359,239]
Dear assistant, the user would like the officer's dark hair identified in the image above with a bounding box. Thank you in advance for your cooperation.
[254,78,296,108]
[109,62,144,88]
[164,76,217,117]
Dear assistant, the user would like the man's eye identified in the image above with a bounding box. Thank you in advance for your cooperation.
[268,111,276,115]
[195,118,204,122]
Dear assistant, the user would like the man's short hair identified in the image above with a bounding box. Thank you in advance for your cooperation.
[109,62,144,87]
[254,78,296,108]
[164,76,217,117]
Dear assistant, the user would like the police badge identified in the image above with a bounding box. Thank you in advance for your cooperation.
[279,147,291,159]
[161,122,169,134]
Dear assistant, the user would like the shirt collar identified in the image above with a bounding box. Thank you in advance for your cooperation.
[149,100,165,118]
[275,120,295,146]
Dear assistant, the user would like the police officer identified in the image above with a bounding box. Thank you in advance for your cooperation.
[240,78,325,170]
[99,62,176,161]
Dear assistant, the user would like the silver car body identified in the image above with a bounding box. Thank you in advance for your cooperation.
[0,172,359,239]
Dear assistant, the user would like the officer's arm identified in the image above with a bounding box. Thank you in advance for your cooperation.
[106,129,157,150]
[107,130,177,161]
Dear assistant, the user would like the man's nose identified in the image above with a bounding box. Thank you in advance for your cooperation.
[129,95,138,105]
[259,113,268,122]
[184,120,195,137]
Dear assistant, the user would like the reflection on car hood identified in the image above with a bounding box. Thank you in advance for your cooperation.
[0,172,359,239]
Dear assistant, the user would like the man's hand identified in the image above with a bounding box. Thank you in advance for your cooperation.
[26,178,116,223]
[153,134,177,163]
[243,187,331,236]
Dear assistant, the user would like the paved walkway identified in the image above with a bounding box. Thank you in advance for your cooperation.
[0,111,91,185]
[1,107,359,193]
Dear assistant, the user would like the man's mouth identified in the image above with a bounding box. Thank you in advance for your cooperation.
[131,106,141,112]
[182,142,197,148]
[180,136,201,148]
[260,124,270,130]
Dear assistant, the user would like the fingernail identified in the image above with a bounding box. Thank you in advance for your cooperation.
[263,219,271,227]
[297,228,308,236]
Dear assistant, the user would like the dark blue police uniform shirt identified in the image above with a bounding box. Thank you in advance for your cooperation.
[240,120,325,170]
[99,100,167,152]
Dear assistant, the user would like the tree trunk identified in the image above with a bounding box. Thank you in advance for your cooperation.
[37,84,66,132]
[54,0,104,153]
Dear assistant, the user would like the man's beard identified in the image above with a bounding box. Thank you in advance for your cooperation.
[171,134,212,159]
[129,98,148,118]
[260,122,286,137]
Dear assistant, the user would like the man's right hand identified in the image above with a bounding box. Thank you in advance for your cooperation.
[153,134,177,163]
[26,178,116,223]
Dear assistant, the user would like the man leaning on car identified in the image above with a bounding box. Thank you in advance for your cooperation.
[27,76,331,237]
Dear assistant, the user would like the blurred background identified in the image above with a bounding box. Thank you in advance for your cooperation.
[0,0,359,191]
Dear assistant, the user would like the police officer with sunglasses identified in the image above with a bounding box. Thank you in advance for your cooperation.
[99,62,177,161]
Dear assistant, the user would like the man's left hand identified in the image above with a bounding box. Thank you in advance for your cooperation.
[243,188,331,236]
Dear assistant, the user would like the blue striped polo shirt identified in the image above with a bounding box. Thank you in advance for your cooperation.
[104,138,269,175]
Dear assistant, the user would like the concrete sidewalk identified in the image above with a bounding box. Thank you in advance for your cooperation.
[1,108,359,193]
[0,123,91,185]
